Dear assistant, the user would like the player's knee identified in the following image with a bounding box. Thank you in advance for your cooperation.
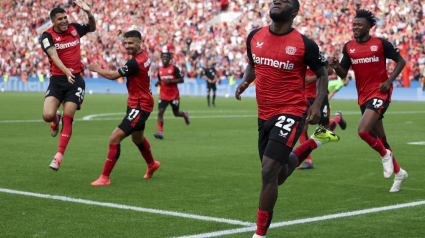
[261,164,279,184]
[109,134,122,144]
[42,113,55,122]
[131,137,143,145]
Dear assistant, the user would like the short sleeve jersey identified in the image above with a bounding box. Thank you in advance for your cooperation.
[247,26,325,120]
[203,67,217,81]
[339,36,401,105]
[158,64,183,101]
[40,23,90,75]
[118,50,154,112]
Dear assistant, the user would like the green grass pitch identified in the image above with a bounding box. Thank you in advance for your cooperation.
[0,92,424,237]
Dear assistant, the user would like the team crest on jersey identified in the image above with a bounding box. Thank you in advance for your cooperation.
[370,45,378,51]
[71,30,77,36]
[286,46,296,55]
[168,70,172,73]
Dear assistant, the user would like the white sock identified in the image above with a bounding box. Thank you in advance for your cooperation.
[312,138,322,147]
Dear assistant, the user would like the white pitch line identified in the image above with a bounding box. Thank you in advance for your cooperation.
[0,188,254,226]
[175,200,425,238]
[2,110,425,124]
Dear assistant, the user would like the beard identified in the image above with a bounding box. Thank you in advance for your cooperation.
[269,8,293,22]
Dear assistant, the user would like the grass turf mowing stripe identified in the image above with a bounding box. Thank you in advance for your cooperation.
[175,200,425,238]
[2,110,425,123]
[0,188,255,226]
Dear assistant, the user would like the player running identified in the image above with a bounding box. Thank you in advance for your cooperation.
[330,9,407,192]
[298,63,347,169]
[89,30,160,186]
[235,0,339,237]
[153,52,190,140]
[40,1,96,171]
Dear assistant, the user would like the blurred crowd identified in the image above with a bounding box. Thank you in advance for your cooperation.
[1,0,425,84]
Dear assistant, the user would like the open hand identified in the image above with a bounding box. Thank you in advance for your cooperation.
[64,68,75,84]
[75,0,91,13]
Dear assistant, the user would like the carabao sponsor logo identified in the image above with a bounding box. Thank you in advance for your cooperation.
[350,56,379,64]
[55,38,79,50]
[252,54,294,70]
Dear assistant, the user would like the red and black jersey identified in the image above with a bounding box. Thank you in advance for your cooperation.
[305,59,330,99]
[305,68,317,99]
[247,26,325,120]
[118,50,154,112]
[340,36,401,106]
[158,64,183,101]
[40,23,90,75]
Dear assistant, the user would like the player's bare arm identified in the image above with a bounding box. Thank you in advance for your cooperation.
[309,66,329,124]
[306,63,333,85]
[89,64,121,80]
[173,77,184,84]
[155,74,161,87]
[328,88,338,100]
[329,57,349,79]
[235,60,255,100]
[379,55,406,92]
[46,47,75,84]
[75,0,96,32]
[305,75,316,85]
[202,75,212,83]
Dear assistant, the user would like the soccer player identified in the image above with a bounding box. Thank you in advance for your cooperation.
[330,9,408,192]
[40,1,96,171]
[235,1,339,237]
[327,77,349,100]
[298,63,347,169]
[153,52,190,140]
[202,62,219,107]
[89,30,160,186]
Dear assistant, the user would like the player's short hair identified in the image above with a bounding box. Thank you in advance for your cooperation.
[355,9,376,28]
[161,52,172,58]
[50,7,66,20]
[292,0,300,11]
[123,30,142,41]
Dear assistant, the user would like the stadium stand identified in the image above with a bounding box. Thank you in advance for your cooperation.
[1,0,424,84]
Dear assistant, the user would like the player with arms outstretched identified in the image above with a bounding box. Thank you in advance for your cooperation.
[89,30,160,186]
[153,52,190,140]
[330,9,407,192]
[235,0,339,236]
[40,1,96,171]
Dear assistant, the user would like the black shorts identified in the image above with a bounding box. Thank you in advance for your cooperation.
[258,113,305,165]
[307,97,330,126]
[158,98,180,111]
[360,97,390,120]
[207,82,217,91]
[45,74,86,110]
[118,106,151,136]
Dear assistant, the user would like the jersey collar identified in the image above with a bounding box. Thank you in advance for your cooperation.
[268,26,294,36]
